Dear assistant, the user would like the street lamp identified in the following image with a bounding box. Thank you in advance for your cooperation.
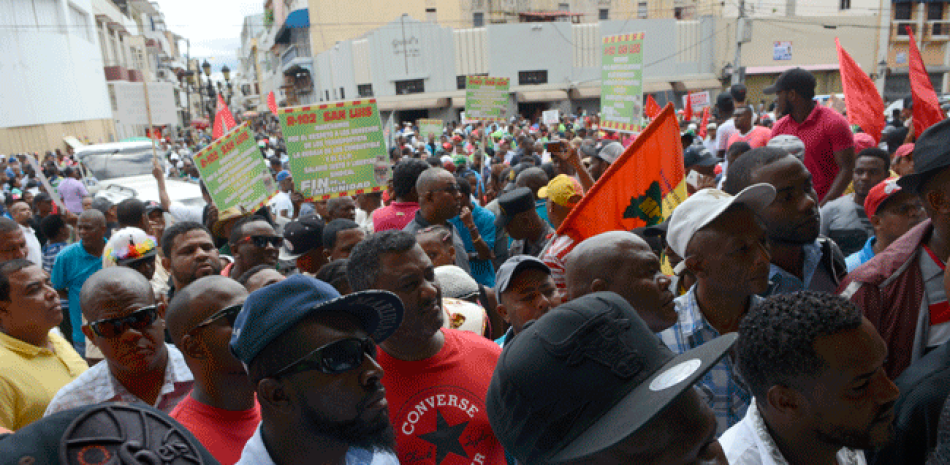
[221,65,230,82]
[202,60,211,77]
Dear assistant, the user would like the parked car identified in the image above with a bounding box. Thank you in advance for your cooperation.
[74,141,204,208]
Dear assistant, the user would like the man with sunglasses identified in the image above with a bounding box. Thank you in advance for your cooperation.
[44,267,193,416]
[166,276,259,465]
[224,216,281,281]
[230,274,403,465]
[402,168,471,273]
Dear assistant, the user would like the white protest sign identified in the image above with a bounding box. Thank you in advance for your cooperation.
[542,109,560,125]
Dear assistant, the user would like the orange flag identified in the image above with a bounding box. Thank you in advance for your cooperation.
[906,27,945,138]
[836,38,884,142]
[684,92,694,122]
[557,103,687,242]
[645,95,661,119]
[698,107,710,139]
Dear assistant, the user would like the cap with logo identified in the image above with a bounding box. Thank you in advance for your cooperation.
[538,174,583,208]
[495,255,551,295]
[486,291,737,464]
[143,200,165,215]
[864,177,903,217]
[683,146,722,169]
[763,67,817,95]
[898,118,950,193]
[230,274,404,366]
[279,214,325,261]
[667,184,777,259]
[495,187,536,228]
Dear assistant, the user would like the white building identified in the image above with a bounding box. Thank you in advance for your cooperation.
[0,0,115,154]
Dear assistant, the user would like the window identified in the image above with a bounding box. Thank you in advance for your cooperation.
[559,3,570,11]
[518,70,548,85]
[339,87,345,99]
[839,0,850,10]
[473,12,484,27]
[358,84,373,97]
[457,75,468,90]
[395,79,425,94]
[325,90,330,101]
[69,4,91,41]
[895,3,912,20]
[674,7,683,19]
[599,8,609,19]
[929,2,944,20]
[637,2,648,18]
[426,7,437,22]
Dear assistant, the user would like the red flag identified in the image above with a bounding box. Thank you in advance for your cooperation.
[267,91,278,116]
[698,107,710,139]
[212,94,237,140]
[684,92,694,122]
[645,95,661,119]
[836,38,885,143]
[557,103,687,242]
[907,27,945,138]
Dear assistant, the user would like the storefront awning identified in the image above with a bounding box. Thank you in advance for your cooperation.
[63,136,85,150]
[644,81,673,93]
[276,9,310,44]
[376,96,450,112]
[672,76,723,92]
[515,90,568,103]
[745,64,839,75]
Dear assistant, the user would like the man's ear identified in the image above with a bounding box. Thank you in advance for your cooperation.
[180,333,206,360]
[258,378,294,414]
[81,324,96,348]
[447,244,456,262]
[589,278,608,293]
[161,256,171,273]
[765,384,806,420]
[684,255,704,278]
[495,302,510,324]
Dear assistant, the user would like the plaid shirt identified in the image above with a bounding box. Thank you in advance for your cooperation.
[658,285,759,435]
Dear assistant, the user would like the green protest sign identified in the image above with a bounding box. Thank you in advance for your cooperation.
[601,32,645,133]
[418,118,443,140]
[193,122,276,213]
[280,99,390,200]
[465,76,510,121]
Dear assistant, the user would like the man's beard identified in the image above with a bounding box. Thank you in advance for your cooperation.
[298,388,396,453]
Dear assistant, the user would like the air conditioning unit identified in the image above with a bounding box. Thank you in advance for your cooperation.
[156,69,168,79]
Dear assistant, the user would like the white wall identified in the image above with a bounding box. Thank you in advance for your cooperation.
[0,0,113,128]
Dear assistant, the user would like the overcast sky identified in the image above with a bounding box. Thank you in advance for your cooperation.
[156,0,263,78]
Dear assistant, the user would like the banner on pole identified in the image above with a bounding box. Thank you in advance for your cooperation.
[465,76,510,121]
[418,119,444,140]
[600,32,645,133]
[193,122,277,213]
[280,99,390,200]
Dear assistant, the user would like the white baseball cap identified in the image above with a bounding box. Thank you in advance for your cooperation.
[767,135,805,160]
[667,184,777,258]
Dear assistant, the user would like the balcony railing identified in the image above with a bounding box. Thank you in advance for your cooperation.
[281,43,312,68]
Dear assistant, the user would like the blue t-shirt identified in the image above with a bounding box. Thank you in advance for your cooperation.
[51,242,103,346]
[449,204,497,287]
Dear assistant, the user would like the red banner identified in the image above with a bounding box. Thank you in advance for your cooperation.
[907,27,945,138]
[836,38,884,142]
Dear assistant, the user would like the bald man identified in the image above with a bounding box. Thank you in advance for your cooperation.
[51,210,107,354]
[167,276,259,465]
[564,231,677,332]
[45,267,193,415]
[403,168,471,272]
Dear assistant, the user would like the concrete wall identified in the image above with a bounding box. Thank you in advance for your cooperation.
[0,0,114,146]
[0,119,116,155]
[366,17,458,98]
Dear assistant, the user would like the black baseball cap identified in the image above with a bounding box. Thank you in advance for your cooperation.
[0,403,220,465]
[495,187,536,228]
[495,255,551,294]
[763,67,816,95]
[143,200,164,215]
[683,146,722,168]
[898,118,950,193]
[487,291,736,464]
[279,214,325,261]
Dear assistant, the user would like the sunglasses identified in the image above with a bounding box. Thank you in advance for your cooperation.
[186,304,242,335]
[269,337,377,378]
[88,306,159,339]
[237,235,282,248]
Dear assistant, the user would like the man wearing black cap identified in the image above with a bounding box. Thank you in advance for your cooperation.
[279,215,328,274]
[498,187,554,258]
[487,292,732,464]
[229,274,402,465]
[840,119,950,379]
[683,146,722,194]
[766,67,855,205]
[493,255,559,347]
[402,168,471,273]
[347,230,507,464]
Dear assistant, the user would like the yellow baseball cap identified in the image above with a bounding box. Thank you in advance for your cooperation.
[538,174,583,208]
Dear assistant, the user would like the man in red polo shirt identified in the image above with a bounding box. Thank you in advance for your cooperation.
[767,68,855,206]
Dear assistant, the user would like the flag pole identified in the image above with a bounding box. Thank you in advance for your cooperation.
[143,77,159,164]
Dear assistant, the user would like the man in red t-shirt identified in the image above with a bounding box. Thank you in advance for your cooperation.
[727,103,771,150]
[348,230,506,465]
[767,68,855,205]
[166,276,260,465]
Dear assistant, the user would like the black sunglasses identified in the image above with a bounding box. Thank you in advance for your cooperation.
[237,235,283,248]
[88,306,159,339]
[186,304,242,335]
[269,337,376,378]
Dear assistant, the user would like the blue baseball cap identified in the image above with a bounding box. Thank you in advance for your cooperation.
[276,170,292,182]
[230,274,404,365]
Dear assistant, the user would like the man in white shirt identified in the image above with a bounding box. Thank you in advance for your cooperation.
[720,291,900,465]
[269,170,295,220]
[10,201,41,265]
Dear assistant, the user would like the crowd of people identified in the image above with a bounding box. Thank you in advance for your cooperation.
[1,66,950,465]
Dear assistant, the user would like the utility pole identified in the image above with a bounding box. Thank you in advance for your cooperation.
[732,0,745,86]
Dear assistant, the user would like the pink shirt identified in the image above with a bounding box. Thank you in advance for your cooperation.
[727,126,771,150]
[372,201,420,232]
[771,105,854,201]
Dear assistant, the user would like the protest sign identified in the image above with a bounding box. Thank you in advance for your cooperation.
[280,99,390,200]
[681,91,710,110]
[465,76,510,121]
[600,32,645,133]
[192,122,277,213]
[418,119,443,140]
[542,109,560,125]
